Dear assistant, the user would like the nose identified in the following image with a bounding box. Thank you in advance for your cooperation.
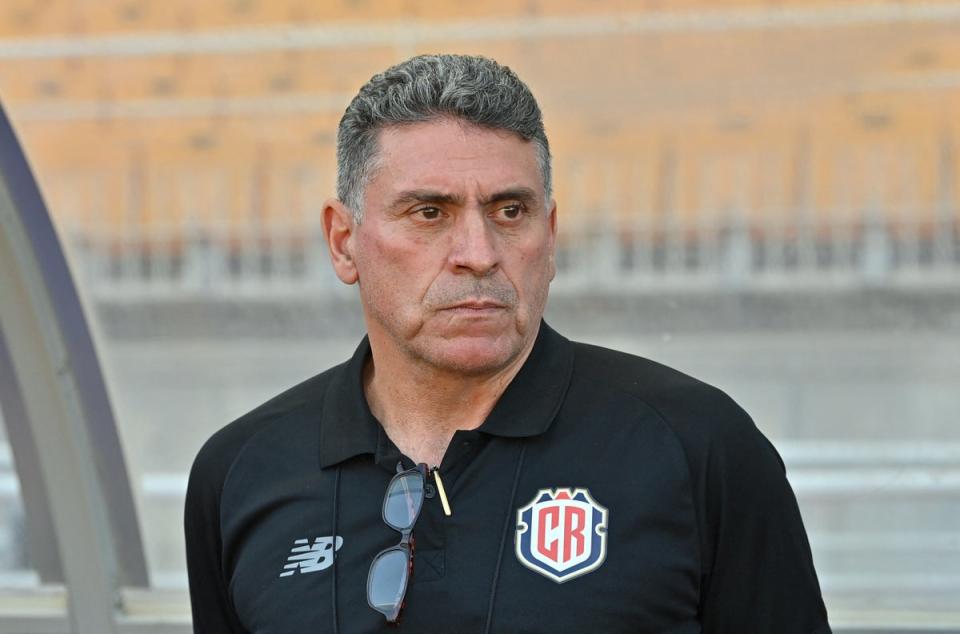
[448,211,499,276]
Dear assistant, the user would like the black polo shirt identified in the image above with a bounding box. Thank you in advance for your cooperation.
[185,322,831,633]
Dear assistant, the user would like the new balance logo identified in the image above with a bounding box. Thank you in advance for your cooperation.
[279,536,343,577]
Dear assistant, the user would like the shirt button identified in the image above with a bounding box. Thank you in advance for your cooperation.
[424,483,436,499]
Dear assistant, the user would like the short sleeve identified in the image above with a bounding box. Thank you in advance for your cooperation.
[697,405,831,634]
[184,434,247,633]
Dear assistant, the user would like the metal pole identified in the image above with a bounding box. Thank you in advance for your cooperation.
[0,101,148,633]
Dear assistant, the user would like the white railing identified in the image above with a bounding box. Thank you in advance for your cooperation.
[4,441,958,586]
[58,210,960,299]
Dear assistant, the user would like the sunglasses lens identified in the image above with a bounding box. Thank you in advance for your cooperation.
[383,471,424,530]
[367,547,410,621]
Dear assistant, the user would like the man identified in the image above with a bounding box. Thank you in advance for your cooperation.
[185,54,831,633]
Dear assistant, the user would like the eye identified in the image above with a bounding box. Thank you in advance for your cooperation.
[494,203,525,221]
[414,206,442,221]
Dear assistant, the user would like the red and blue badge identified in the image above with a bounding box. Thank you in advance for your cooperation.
[515,488,608,583]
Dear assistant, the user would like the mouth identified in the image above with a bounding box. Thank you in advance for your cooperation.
[441,299,509,312]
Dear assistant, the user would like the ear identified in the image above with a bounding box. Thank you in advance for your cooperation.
[546,199,558,281]
[322,198,359,285]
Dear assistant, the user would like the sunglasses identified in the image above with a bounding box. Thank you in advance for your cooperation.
[366,464,427,623]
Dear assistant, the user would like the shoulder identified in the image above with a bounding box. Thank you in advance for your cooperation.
[183,353,346,631]
[567,340,780,476]
[570,341,755,436]
[185,362,342,504]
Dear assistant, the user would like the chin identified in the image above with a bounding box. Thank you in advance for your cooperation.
[421,335,523,376]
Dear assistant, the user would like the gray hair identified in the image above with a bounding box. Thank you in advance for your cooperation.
[336,54,552,221]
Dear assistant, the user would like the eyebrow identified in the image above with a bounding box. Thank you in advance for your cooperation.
[478,187,539,207]
[388,186,541,209]
[389,189,465,208]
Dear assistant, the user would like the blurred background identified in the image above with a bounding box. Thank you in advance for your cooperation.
[0,0,959,631]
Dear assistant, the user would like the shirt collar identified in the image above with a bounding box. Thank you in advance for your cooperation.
[318,321,575,469]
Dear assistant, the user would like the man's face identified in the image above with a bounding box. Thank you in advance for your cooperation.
[348,118,557,377]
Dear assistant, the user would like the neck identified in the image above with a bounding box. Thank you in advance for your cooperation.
[363,334,537,467]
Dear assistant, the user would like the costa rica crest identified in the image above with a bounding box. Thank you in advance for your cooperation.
[515,487,608,583]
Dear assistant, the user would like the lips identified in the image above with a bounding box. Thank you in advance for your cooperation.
[436,298,511,315]
[448,300,507,310]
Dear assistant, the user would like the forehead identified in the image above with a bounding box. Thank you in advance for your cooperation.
[366,119,544,203]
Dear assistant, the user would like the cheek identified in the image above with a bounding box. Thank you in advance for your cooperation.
[357,228,407,270]
[356,231,439,295]
[513,242,555,295]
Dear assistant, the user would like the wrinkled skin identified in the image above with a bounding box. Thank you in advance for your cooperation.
[325,118,557,380]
